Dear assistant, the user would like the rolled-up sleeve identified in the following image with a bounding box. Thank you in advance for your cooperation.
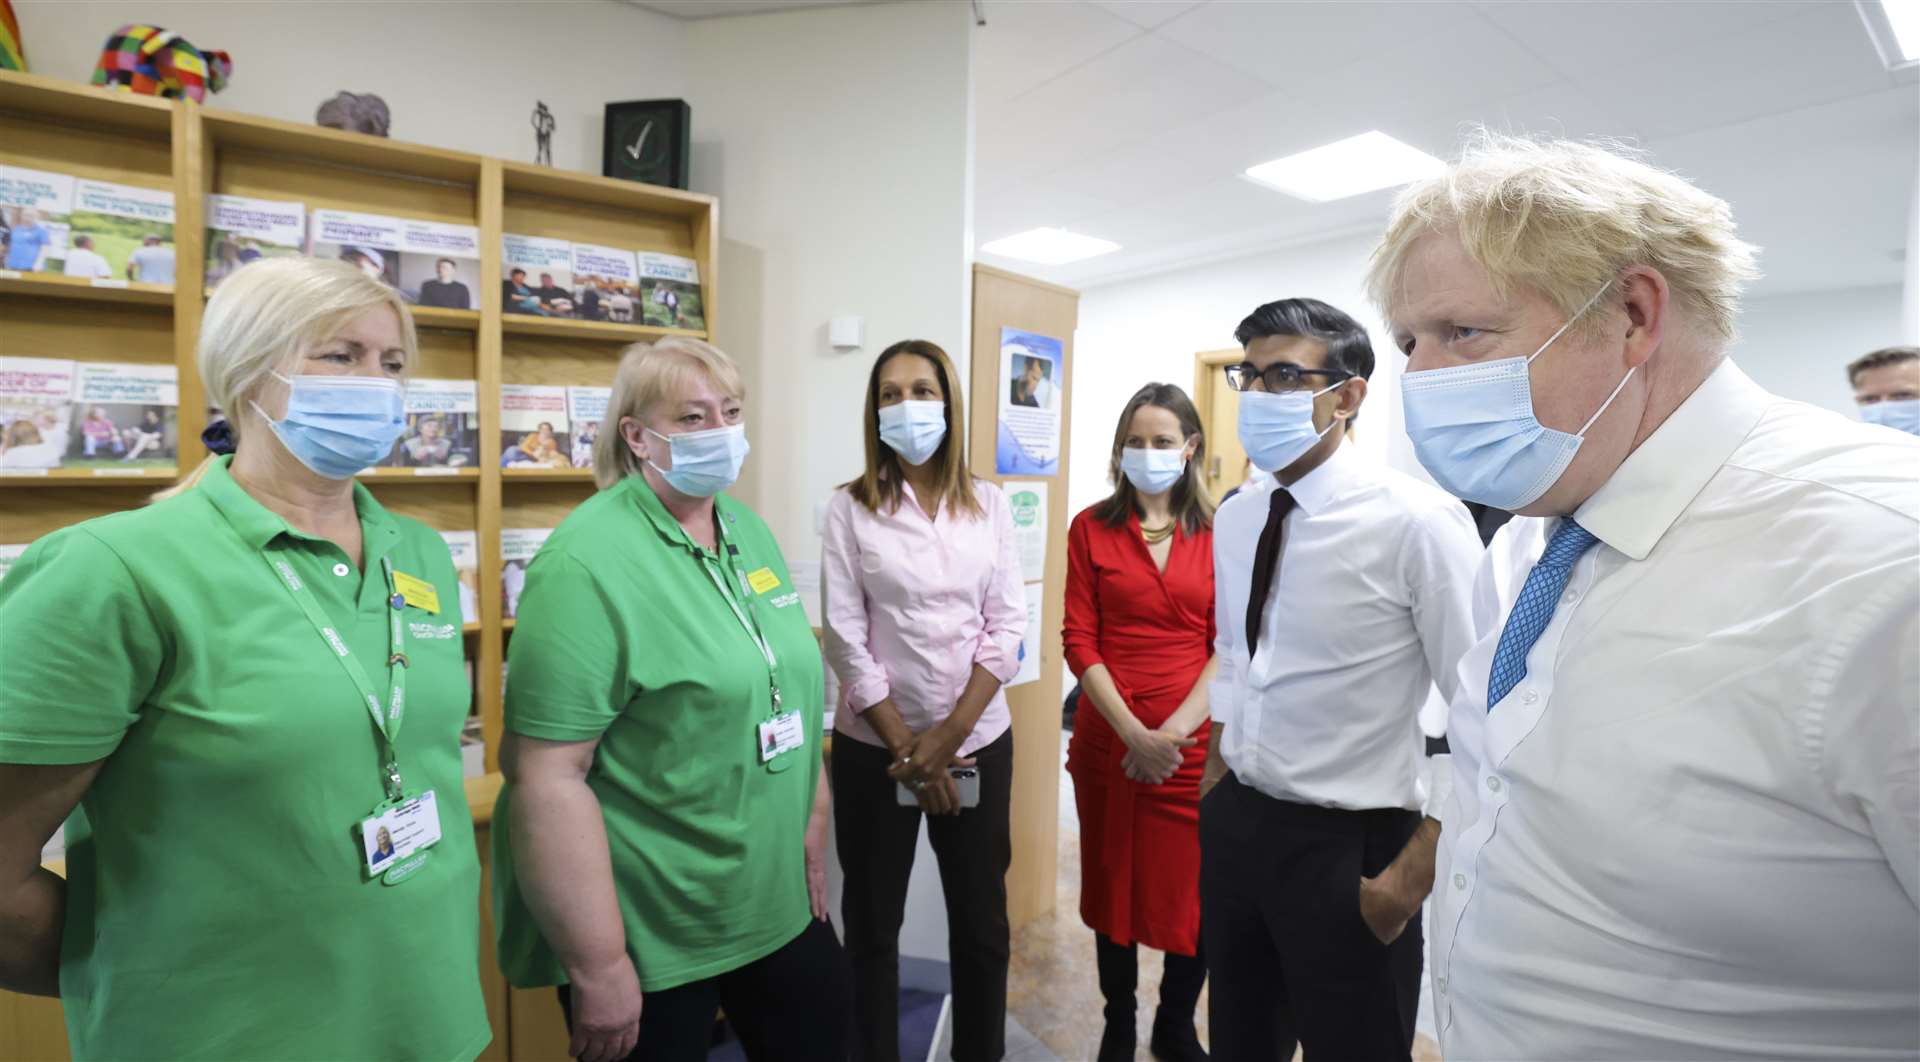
[1062,512,1102,678]
[821,491,892,712]
[972,485,1026,684]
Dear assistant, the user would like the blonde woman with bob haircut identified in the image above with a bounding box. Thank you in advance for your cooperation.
[822,338,1025,1062]
[494,338,849,1062]
[1370,131,1920,1059]
[0,256,491,1060]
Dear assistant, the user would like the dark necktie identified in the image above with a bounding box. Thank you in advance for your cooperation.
[1245,487,1296,657]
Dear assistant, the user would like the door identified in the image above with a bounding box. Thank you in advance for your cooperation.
[1192,348,1247,500]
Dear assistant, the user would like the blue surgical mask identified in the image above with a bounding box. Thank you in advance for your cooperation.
[252,372,406,479]
[646,423,749,497]
[1120,446,1186,495]
[877,400,947,466]
[1237,382,1343,472]
[1400,282,1632,511]
[1861,399,1920,436]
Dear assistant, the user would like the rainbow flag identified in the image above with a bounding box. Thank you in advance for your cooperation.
[0,0,25,72]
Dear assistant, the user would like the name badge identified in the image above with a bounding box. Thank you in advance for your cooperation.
[746,567,782,595]
[359,789,443,884]
[757,710,805,764]
[392,570,441,614]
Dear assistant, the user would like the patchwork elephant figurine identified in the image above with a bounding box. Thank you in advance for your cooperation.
[91,24,231,102]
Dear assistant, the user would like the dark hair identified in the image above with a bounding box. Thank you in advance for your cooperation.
[1235,297,1375,424]
[1235,297,1376,381]
[510,267,526,278]
[1847,345,1919,386]
[435,257,456,269]
[845,339,984,521]
[1093,383,1213,535]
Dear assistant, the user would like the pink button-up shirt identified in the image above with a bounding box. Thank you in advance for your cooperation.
[822,478,1026,757]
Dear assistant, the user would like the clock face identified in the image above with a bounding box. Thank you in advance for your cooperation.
[611,110,674,185]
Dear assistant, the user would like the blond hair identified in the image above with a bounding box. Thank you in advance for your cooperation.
[156,257,416,499]
[593,337,746,489]
[1367,131,1761,343]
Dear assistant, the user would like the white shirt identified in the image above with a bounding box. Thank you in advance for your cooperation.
[62,247,112,279]
[1210,443,1482,811]
[1432,361,1920,1058]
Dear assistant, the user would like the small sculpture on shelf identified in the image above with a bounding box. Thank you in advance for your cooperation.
[532,101,555,166]
[316,91,391,137]
[91,24,231,102]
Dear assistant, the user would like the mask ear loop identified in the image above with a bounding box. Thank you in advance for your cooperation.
[1577,365,1639,437]
[1526,279,1616,366]
[1312,376,1351,438]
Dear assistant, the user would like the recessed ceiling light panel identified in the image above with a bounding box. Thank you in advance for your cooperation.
[1243,131,1446,203]
[979,227,1121,265]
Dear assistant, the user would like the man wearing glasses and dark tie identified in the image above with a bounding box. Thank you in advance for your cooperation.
[1200,297,1480,1061]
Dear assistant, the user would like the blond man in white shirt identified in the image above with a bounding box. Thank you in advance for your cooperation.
[1369,132,1920,1058]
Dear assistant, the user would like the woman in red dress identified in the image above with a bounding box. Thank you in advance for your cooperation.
[1064,383,1216,1062]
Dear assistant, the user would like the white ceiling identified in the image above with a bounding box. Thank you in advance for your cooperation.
[972,0,1919,295]
[634,0,866,19]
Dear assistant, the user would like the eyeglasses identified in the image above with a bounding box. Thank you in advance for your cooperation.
[1224,361,1351,393]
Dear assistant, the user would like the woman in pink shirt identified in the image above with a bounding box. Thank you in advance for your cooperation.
[823,339,1026,1062]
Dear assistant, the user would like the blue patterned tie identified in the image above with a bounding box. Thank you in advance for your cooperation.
[1486,519,1600,711]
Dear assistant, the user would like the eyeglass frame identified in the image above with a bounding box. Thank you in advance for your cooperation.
[1223,360,1354,393]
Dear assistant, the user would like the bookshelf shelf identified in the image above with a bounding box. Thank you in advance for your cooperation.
[356,467,483,481]
[0,467,177,487]
[0,273,174,307]
[501,314,703,343]
[502,467,596,482]
[0,67,718,788]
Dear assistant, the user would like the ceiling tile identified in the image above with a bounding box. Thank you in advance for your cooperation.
[1476,0,1826,80]
[973,0,1144,106]
[1086,0,1207,30]
[975,32,1270,189]
[1155,1,1473,88]
[1592,4,1892,142]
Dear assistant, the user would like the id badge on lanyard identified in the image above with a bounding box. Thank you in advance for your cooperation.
[263,549,442,884]
[698,537,801,771]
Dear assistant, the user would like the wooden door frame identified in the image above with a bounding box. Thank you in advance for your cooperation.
[1192,347,1243,494]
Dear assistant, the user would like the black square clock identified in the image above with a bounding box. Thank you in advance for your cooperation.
[602,99,691,190]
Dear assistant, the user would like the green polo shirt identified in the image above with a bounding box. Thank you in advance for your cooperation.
[493,474,822,992]
[0,457,489,1062]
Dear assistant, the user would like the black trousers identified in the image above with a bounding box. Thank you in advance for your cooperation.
[834,728,1014,1062]
[1199,772,1423,1061]
[556,917,850,1062]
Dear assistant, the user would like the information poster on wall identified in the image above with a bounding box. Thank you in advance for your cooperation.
[995,327,1064,475]
[1004,480,1048,583]
[1010,581,1044,688]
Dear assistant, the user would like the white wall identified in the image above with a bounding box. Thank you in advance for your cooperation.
[686,2,974,560]
[1068,229,1412,520]
[1730,284,1906,414]
[683,1,974,967]
[13,0,686,172]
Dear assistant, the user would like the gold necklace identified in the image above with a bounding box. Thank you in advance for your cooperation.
[1141,520,1175,544]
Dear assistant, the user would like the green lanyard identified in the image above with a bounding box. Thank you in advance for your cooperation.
[694,535,783,717]
[263,548,408,802]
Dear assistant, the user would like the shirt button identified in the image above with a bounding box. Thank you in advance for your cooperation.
[1563,589,1580,603]
[332,563,350,577]
[1436,977,1448,993]
[1486,776,1503,793]
[1522,689,1539,705]
[1453,873,1467,890]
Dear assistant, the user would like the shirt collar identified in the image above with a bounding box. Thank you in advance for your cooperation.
[1574,359,1772,562]
[199,454,401,558]
[623,473,741,556]
[1280,439,1362,517]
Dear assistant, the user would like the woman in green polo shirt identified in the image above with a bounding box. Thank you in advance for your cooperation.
[494,337,850,1062]
[0,257,490,1061]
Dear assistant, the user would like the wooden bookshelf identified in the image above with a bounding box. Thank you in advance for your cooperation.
[0,69,720,782]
